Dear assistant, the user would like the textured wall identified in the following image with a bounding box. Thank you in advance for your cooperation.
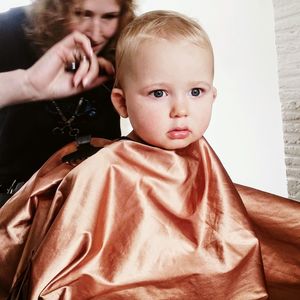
[273,0,300,200]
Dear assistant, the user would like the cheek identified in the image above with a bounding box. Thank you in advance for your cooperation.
[102,20,119,38]
[67,21,85,33]
[194,105,213,130]
[128,105,160,132]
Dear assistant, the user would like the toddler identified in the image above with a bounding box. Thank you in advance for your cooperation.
[1,10,299,300]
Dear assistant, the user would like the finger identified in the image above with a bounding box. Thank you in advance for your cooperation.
[53,31,93,67]
[82,53,100,87]
[82,56,115,88]
[83,76,110,90]
[67,31,93,59]
[98,57,115,77]
[73,55,90,87]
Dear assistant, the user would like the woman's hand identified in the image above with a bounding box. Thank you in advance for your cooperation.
[25,31,115,100]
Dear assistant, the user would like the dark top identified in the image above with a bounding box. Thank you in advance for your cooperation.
[0,8,121,183]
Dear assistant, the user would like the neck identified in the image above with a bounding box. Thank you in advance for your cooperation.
[127,131,144,143]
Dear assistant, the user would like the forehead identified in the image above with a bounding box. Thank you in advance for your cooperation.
[80,0,120,11]
[133,39,212,73]
[119,38,213,89]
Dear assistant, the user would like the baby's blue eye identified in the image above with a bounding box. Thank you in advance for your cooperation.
[150,90,166,98]
[190,88,203,97]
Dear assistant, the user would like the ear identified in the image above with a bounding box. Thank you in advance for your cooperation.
[111,88,128,118]
[212,87,217,101]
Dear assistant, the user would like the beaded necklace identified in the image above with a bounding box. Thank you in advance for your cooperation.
[51,98,84,137]
[50,84,111,138]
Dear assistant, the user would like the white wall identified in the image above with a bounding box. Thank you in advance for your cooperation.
[0,0,32,13]
[121,0,288,197]
[5,0,287,196]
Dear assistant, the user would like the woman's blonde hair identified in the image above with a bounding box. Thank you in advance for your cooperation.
[26,0,136,59]
[115,10,214,87]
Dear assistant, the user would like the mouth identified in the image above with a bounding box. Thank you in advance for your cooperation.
[167,127,191,139]
[91,41,105,53]
[92,44,101,53]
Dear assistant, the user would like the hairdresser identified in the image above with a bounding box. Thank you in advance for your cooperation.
[0,0,135,204]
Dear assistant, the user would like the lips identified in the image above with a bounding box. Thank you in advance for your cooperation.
[167,127,191,139]
[92,44,102,53]
[90,41,105,54]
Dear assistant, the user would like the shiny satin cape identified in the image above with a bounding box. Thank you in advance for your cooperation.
[0,138,299,299]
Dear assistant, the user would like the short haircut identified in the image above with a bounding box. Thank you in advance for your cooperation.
[115,10,214,87]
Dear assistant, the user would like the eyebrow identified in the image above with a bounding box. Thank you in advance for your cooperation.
[189,81,212,89]
[74,8,121,17]
[142,81,212,90]
[102,10,121,16]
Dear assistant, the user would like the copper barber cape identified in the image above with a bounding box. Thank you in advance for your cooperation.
[0,138,299,299]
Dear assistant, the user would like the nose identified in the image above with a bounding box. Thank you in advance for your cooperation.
[170,99,189,118]
[87,18,103,43]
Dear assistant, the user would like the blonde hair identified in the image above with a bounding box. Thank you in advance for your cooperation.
[115,10,214,87]
[26,0,136,59]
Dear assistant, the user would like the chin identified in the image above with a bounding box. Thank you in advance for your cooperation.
[158,140,195,150]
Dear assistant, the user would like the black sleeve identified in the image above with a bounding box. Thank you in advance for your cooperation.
[0,7,36,72]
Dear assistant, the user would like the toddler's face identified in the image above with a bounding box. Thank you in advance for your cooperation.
[119,39,216,150]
